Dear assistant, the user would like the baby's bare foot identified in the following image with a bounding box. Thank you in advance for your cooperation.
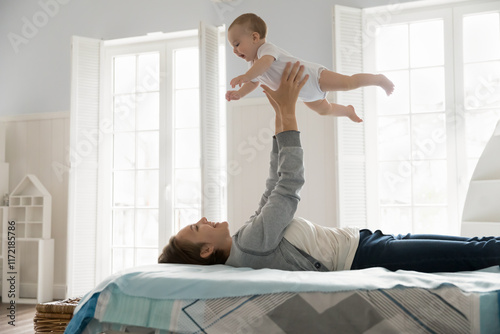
[347,105,363,123]
[378,74,395,96]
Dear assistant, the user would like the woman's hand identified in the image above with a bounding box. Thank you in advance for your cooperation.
[262,62,309,133]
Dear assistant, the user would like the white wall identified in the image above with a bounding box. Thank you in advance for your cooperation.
[1,113,70,298]
[227,98,338,233]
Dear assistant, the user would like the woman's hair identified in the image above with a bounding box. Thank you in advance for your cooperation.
[229,13,267,39]
[158,236,227,265]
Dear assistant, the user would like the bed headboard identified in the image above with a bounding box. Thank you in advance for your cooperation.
[461,119,500,237]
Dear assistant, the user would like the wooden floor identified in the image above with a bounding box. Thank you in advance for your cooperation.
[0,302,37,333]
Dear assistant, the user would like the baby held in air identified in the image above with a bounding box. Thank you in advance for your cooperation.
[226,13,395,123]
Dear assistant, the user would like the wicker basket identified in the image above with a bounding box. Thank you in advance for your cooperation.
[34,297,81,333]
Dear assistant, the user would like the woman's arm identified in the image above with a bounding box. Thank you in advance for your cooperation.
[250,137,279,219]
[263,62,306,133]
[237,62,309,251]
[248,62,305,219]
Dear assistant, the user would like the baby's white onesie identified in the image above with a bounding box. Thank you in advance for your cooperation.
[250,42,328,103]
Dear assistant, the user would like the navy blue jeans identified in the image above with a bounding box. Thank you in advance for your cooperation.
[351,229,500,273]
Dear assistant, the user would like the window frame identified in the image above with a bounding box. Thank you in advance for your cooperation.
[68,26,225,295]
[452,1,500,211]
[99,34,200,280]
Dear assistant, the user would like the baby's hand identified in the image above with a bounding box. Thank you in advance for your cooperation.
[225,90,241,101]
[230,75,250,88]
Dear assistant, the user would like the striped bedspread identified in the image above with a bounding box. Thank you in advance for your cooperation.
[66,264,500,334]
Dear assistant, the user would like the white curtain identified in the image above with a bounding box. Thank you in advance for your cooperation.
[67,36,101,297]
[333,6,368,229]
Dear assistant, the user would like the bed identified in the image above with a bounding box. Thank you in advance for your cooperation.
[66,120,500,334]
[65,263,500,334]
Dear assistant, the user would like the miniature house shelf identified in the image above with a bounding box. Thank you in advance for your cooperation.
[9,175,52,240]
[461,120,500,237]
[1,174,54,304]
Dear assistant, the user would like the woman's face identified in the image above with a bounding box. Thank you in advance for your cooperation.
[176,217,231,250]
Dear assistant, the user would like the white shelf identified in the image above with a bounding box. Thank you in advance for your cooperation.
[1,238,54,304]
[7,192,50,240]
[1,175,53,304]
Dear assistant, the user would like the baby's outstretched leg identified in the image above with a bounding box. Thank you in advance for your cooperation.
[305,99,363,123]
[319,70,395,96]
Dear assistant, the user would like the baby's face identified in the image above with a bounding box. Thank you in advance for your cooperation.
[228,24,259,62]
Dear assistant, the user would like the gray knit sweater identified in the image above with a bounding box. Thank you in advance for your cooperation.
[225,131,329,272]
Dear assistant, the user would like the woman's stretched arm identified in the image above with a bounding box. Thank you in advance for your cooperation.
[235,62,309,252]
[250,137,279,219]
[249,70,288,219]
[248,61,305,220]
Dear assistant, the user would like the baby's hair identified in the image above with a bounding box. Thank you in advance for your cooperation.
[229,13,267,39]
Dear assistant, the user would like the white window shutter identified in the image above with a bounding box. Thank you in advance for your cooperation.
[199,22,222,221]
[67,36,101,297]
[333,6,368,228]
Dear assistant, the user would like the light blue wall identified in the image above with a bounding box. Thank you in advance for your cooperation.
[0,0,419,116]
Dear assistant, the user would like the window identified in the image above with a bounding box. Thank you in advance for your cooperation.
[172,47,202,234]
[370,15,451,234]
[101,33,226,276]
[363,2,500,235]
[67,25,225,295]
[461,10,500,176]
[101,38,203,275]
[110,50,163,273]
[333,2,499,236]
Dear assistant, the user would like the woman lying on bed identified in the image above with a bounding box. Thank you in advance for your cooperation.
[159,61,500,273]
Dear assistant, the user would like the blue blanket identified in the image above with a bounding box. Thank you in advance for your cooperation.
[66,264,500,333]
